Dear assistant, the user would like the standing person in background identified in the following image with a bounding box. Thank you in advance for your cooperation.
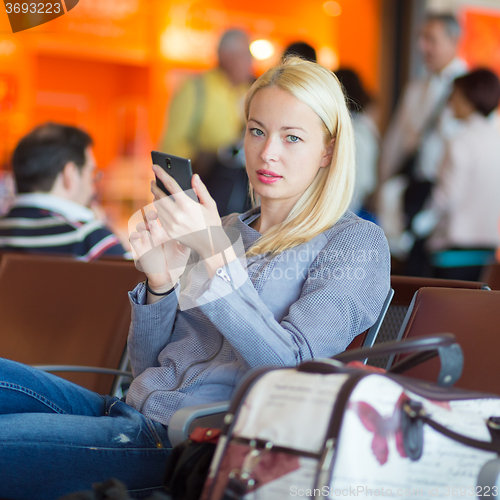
[408,69,500,281]
[0,123,127,260]
[380,13,466,182]
[377,13,467,267]
[335,68,379,219]
[160,29,253,216]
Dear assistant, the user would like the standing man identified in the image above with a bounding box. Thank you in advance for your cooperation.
[377,13,467,264]
[160,29,253,182]
[160,29,253,215]
[0,122,128,260]
[380,13,467,182]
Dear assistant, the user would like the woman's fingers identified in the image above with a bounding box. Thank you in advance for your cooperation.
[147,168,223,259]
[129,231,143,243]
[149,217,170,247]
[133,210,171,252]
[129,230,147,259]
[152,164,184,197]
[142,210,161,239]
[192,174,215,208]
[144,209,159,222]
[130,228,169,275]
[132,217,154,252]
[135,220,147,232]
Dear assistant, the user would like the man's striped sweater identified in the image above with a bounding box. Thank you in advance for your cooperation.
[0,193,127,261]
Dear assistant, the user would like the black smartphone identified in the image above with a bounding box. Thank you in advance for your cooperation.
[151,151,198,202]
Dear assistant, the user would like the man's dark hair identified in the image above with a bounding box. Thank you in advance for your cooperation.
[335,68,372,111]
[425,13,461,39]
[283,41,317,63]
[12,122,93,193]
[454,68,500,117]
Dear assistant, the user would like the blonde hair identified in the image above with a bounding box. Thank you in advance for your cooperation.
[245,56,356,256]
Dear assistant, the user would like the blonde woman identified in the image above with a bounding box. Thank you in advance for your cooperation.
[0,58,390,499]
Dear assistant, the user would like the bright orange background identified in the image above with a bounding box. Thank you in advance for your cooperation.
[3,1,500,239]
[0,0,382,235]
[0,0,383,160]
[458,6,500,78]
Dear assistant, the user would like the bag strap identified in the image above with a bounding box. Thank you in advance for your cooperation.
[403,400,500,455]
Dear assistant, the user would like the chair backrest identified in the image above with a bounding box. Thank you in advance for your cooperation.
[481,262,500,291]
[366,275,489,368]
[346,287,394,351]
[0,253,144,394]
[390,287,500,395]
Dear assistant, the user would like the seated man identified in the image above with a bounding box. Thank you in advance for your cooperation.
[0,122,127,260]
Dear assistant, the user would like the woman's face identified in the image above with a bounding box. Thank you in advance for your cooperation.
[244,86,333,210]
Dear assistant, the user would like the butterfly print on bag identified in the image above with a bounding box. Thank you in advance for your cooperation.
[348,392,410,465]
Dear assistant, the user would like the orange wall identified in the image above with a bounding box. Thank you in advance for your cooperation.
[458,6,500,78]
[34,55,151,168]
[0,0,382,234]
[338,0,382,94]
[0,0,382,167]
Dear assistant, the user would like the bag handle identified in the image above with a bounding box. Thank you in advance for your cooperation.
[389,342,464,386]
[333,333,463,387]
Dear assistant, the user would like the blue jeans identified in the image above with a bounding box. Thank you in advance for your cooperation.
[0,358,172,500]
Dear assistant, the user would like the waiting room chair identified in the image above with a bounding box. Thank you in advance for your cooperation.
[366,275,490,368]
[0,253,144,395]
[481,262,500,291]
[386,287,500,395]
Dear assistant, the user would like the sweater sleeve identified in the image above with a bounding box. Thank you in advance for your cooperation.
[195,220,391,370]
[127,282,179,377]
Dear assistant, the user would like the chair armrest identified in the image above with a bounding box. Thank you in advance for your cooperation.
[33,365,133,398]
[478,458,500,493]
[168,401,230,447]
[363,287,395,350]
[33,365,133,378]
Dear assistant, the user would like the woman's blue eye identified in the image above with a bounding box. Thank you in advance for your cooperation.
[250,128,264,136]
[287,135,300,143]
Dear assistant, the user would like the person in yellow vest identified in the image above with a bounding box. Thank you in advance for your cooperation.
[160,30,253,216]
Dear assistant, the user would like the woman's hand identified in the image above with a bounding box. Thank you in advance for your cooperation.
[151,165,225,261]
[129,209,190,297]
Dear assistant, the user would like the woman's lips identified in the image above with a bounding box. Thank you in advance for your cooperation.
[256,169,282,184]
